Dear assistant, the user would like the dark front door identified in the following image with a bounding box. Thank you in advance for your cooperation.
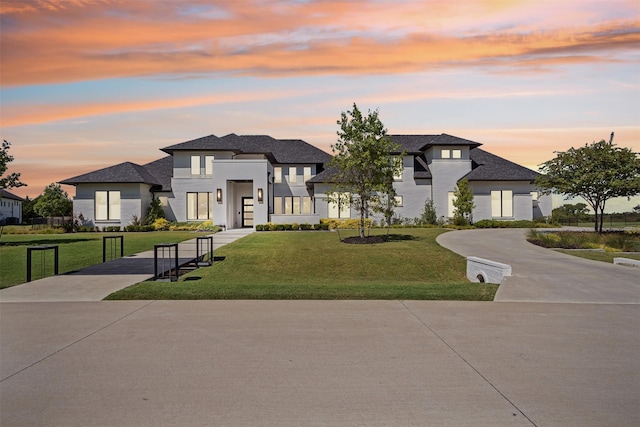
[242,197,254,228]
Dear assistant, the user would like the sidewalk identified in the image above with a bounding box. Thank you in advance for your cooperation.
[0,228,253,302]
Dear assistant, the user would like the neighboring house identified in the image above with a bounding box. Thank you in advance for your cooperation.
[60,132,551,229]
[0,189,24,224]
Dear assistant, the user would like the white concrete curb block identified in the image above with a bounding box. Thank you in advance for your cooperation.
[613,258,640,268]
[467,257,512,284]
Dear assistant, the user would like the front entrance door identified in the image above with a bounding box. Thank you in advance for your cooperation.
[242,197,254,228]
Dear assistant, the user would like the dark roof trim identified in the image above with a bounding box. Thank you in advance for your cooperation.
[0,189,24,201]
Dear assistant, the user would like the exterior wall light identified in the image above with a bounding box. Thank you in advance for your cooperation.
[216,188,223,203]
[257,188,263,203]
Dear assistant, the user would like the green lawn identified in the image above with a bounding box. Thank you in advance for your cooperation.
[107,229,497,300]
[0,231,210,289]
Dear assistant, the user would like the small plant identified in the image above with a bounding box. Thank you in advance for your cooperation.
[291,222,299,231]
[275,224,285,231]
[153,218,170,231]
[300,223,312,230]
[255,224,264,231]
[269,223,279,231]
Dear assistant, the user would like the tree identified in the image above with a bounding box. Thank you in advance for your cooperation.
[452,178,475,225]
[1,140,26,190]
[552,203,590,222]
[536,139,640,233]
[329,103,404,239]
[145,196,166,225]
[33,183,73,218]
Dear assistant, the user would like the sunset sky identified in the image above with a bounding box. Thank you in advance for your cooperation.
[1,0,639,211]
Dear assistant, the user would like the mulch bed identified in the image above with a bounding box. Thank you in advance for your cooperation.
[342,236,387,244]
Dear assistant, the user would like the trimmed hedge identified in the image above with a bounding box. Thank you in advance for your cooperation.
[474,219,556,229]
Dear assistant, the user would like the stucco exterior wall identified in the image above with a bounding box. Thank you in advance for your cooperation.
[392,156,432,220]
[71,183,152,228]
[469,181,538,222]
[212,159,270,229]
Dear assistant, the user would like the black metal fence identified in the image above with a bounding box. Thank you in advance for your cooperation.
[557,213,640,228]
[30,217,73,230]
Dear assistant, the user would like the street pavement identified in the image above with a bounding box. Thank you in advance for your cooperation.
[1,228,639,426]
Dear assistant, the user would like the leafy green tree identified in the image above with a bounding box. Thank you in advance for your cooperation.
[452,178,475,225]
[536,139,640,233]
[329,103,404,239]
[145,196,166,225]
[552,203,590,222]
[1,140,26,190]
[33,183,73,218]
[417,199,438,225]
[22,195,39,223]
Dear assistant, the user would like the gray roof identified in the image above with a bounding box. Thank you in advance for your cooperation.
[143,156,173,191]
[389,134,482,153]
[465,148,539,181]
[60,161,163,187]
[161,133,332,165]
[0,189,24,201]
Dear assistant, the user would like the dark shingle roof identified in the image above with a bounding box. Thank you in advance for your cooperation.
[389,134,482,153]
[161,133,332,164]
[414,154,432,179]
[143,156,173,191]
[59,162,162,187]
[0,189,24,201]
[465,148,539,181]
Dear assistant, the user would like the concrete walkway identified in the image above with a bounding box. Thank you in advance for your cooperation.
[437,229,640,304]
[0,228,253,302]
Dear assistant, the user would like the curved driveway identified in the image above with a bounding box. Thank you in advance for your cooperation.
[437,229,640,303]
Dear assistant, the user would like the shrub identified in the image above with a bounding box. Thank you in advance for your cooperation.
[300,223,312,230]
[255,224,264,231]
[269,223,279,231]
[125,225,154,232]
[153,218,170,231]
[104,226,121,232]
[314,223,330,230]
[291,222,299,231]
[320,218,373,230]
[283,223,292,231]
[275,224,285,231]
[78,226,94,232]
[475,219,555,229]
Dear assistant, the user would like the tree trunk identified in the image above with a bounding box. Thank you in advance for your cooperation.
[359,206,366,239]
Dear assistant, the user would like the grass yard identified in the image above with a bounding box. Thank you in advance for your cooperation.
[106,229,497,300]
[556,250,640,264]
[0,231,210,289]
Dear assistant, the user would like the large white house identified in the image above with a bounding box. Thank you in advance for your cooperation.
[60,133,551,229]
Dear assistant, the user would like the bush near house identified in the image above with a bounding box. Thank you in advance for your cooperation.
[474,219,556,228]
[527,229,640,252]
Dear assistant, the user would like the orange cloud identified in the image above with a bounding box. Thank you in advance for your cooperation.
[1,1,638,86]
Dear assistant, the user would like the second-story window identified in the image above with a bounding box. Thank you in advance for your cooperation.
[289,167,297,184]
[274,167,282,183]
[205,155,215,175]
[191,156,200,175]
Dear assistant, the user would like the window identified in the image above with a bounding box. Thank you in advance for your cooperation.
[95,191,120,221]
[187,192,212,220]
[191,156,200,175]
[289,167,297,184]
[304,167,312,182]
[393,156,403,181]
[274,167,282,183]
[328,192,350,218]
[491,190,513,218]
[442,149,461,159]
[447,192,455,218]
[159,196,169,207]
[302,196,312,214]
[274,196,283,214]
[394,196,403,207]
[284,196,294,214]
[531,191,539,202]
[205,155,215,175]
[293,197,301,214]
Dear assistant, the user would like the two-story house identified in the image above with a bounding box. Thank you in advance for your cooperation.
[60,132,551,229]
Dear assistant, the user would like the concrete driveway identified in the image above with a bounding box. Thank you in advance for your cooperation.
[437,229,640,303]
[1,300,638,427]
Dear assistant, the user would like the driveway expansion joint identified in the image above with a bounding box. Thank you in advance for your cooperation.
[399,300,538,427]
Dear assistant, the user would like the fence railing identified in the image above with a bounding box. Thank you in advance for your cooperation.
[557,214,640,228]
